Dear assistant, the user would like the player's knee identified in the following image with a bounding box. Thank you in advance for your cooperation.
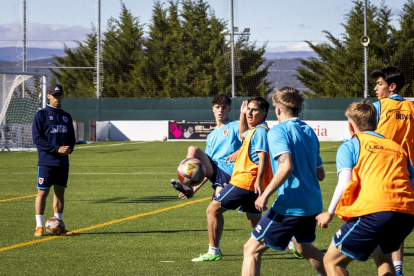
[243,240,256,256]
[187,146,199,157]
[206,201,220,217]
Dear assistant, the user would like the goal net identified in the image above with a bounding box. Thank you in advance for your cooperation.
[0,72,46,151]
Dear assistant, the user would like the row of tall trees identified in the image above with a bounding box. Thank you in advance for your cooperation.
[296,0,414,97]
[51,0,271,98]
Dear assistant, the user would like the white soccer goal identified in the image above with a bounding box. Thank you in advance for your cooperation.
[0,71,47,151]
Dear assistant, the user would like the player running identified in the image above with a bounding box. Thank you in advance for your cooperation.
[316,100,414,276]
[242,87,326,276]
[371,66,414,276]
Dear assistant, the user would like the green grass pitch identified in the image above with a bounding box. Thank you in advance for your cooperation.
[0,141,413,275]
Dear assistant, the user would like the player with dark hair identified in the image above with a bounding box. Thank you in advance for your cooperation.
[171,94,244,199]
[242,87,326,276]
[191,96,273,262]
[32,84,76,236]
[170,94,248,257]
[370,66,414,276]
[316,100,414,276]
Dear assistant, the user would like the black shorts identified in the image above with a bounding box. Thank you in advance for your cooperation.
[206,156,231,188]
[333,211,414,261]
[37,166,69,189]
[252,208,317,250]
[214,184,261,215]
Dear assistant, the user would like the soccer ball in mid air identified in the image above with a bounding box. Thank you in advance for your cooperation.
[45,217,65,236]
[177,158,206,187]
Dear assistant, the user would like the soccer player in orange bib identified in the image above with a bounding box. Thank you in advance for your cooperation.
[371,66,414,276]
[191,97,273,262]
[316,101,414,276]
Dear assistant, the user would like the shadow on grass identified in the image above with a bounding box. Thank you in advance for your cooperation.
[322,161,336,164]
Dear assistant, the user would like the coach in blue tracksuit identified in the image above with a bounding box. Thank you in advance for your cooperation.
[32,84,76,237]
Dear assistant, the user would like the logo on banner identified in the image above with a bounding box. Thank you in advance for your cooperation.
[62,116,68,123]
[223,129,228,136]
[39,178,44,184]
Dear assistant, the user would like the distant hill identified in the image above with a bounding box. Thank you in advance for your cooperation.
[0,47,315,93]
[0,58,56,82]
[0,47,65,62]
[264,58,308,91]
[263,51,317,60]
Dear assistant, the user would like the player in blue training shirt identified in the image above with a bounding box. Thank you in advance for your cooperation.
[32,84,76,237]
[170,94,244,199]
[170,94,249,258]
[242,87,326,276]
[191,97,273,262]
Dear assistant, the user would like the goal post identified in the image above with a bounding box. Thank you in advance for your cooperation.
[0,71,47,151]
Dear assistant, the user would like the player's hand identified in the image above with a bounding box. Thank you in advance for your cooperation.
[240,100,248,114]
[254,181,263,196]
[178,187,195,199]
[255,194,268,212]
[225,150,239,163]
[316,212,334,229]
[58,146,70,155]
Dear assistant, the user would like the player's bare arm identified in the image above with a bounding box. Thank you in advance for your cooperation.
[239,100,248,140]
[255,153,293,212]
[254,151,268,196]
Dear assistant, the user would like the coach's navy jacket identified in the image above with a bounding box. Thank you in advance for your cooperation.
[32,105,76,167]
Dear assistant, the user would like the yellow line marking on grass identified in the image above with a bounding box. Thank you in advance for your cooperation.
[0,197,210,252]
[0,194,36,203]
[0,236,60,252]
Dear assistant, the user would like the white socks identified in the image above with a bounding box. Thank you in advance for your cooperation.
[35,215,44,227]
[36,213,63,228]
[54,213,63,220]
[393,261,402,274]
[208,245,220,255]
[208,240,222,255]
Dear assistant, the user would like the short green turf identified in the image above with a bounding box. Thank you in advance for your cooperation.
[0,141,413,276]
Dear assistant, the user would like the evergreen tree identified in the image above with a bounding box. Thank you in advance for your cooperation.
[296,1,394,97]
[50,29,97,98]
[392,0,414,97]
[101,3,146,97]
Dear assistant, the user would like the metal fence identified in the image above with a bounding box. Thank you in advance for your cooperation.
[0,0,411,98]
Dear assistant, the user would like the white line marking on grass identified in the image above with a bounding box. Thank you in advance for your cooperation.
[159,261,175,263]
[0,172,173,175]
[0,197,210,252]
[75,141,149,149]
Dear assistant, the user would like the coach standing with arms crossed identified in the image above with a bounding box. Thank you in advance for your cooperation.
[32,84,76,236]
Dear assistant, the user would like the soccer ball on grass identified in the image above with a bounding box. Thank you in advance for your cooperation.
[45,217,65,236]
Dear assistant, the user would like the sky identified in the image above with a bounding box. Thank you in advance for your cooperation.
[0,0,408,52]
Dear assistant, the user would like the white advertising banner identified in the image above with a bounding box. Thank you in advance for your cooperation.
[96,120,351,142]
